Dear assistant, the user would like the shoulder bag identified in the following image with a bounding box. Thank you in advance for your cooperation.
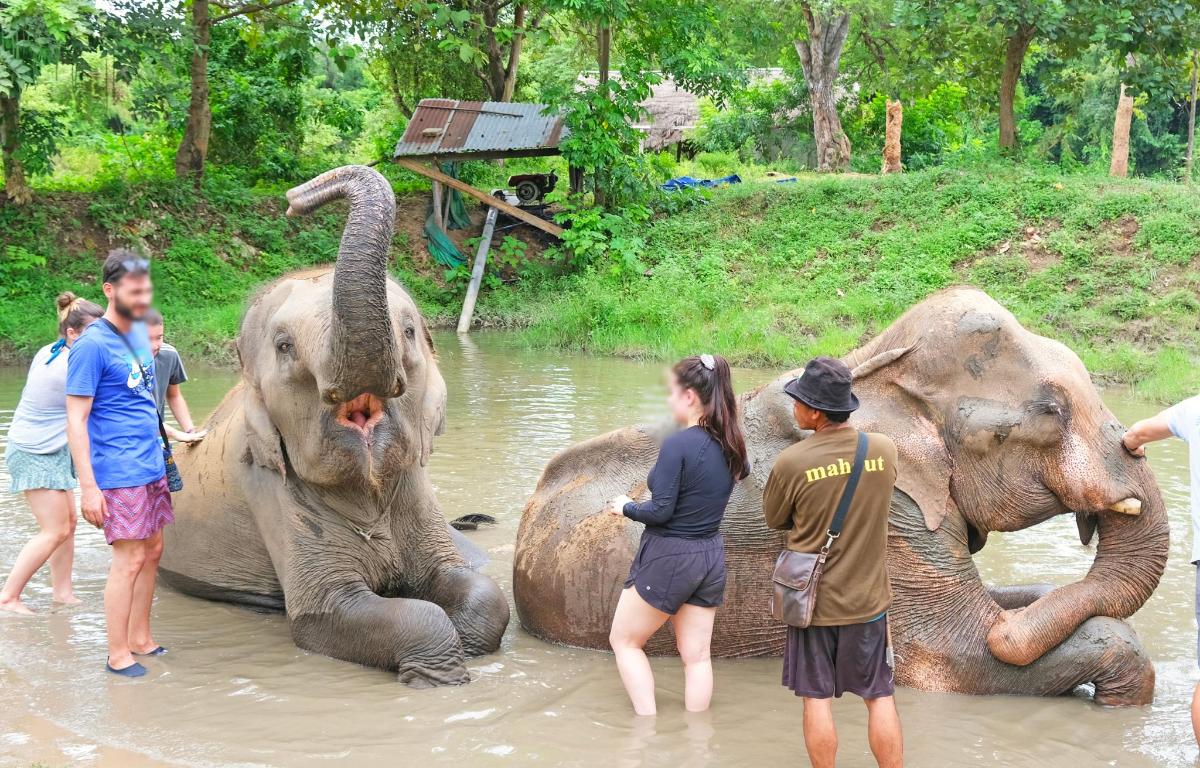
[769,430,868,628]
[100,318,183,493]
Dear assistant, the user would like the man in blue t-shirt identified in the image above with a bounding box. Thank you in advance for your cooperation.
[1124,401,1200,746]
[66,250,173,678]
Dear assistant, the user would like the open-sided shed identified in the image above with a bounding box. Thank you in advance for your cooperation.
[392,99,570,238]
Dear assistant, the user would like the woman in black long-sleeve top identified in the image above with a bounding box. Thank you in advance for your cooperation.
[606,354,750,716]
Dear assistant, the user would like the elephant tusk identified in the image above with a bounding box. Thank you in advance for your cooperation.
[1107,497,1142,515]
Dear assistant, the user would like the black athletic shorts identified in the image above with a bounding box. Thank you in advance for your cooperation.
[624,531,726,615]
[781,614,895,700]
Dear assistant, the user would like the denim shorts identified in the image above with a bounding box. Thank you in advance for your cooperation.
[624,531,726,615]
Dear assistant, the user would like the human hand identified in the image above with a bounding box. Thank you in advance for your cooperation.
[175,428,208,443]
[1121,431,1145,458]
[607,494,634,515]
[80,485,107,528]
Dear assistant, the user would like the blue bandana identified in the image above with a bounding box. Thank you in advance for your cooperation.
[45,338,67,365]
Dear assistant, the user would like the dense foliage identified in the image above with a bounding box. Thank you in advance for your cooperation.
[1,0,1198,396]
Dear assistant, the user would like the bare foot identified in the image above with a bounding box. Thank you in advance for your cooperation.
[130,640,160,655]
[0,597,35,615]
[53,594,83,605]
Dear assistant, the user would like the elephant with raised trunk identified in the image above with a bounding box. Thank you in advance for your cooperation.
[514,287,1167,705]
[160,166,509,686]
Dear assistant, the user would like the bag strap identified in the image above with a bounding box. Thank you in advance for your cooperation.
[821,430,869,554]
[99,318,171,445]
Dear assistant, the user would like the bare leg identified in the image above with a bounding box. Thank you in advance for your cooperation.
[802,697,837,768]
[864,695,904,767]
[670,604,716,712]
[609,587,671,716]
[127,531,163,654]
[105,539,147,669]
[48,493,79,603]
[1192,681,1200,747]
[0,489,75,614]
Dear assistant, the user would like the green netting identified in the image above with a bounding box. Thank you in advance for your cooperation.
[424,163,472,268]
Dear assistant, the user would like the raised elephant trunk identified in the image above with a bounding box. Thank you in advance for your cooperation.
[986,457,1169,670]
[286,165,400,404]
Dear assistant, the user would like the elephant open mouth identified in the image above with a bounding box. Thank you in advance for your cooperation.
[336,393,384,437]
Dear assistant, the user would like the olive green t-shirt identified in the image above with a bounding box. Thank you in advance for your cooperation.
[763,428,897,626]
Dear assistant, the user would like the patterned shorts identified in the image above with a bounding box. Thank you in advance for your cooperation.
[102,476,174,545]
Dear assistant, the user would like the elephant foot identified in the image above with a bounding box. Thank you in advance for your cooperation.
[397,659,471,688]
[430,567,510,658]
[1079,618,1156,706]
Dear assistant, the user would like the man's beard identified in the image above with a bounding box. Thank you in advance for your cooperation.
[113,294,146,321]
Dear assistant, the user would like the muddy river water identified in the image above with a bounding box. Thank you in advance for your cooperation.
[1,332,1197,767]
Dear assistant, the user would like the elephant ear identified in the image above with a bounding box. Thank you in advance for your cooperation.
[243,383,286,478]
[419,321,446,466]
[851,345,957,532]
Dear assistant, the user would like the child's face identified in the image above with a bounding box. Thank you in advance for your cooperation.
[148,322,164,357]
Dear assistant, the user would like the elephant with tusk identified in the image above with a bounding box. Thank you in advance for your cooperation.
[513,287,1168,705]
[160,166,509,686]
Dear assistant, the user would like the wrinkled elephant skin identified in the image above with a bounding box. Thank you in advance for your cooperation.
[160,166,509,686]
[513,287,1167,705]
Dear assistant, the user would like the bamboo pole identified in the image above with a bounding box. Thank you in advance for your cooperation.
[395,158,564,238]
[457,207,499,333]
[431,180,445,234]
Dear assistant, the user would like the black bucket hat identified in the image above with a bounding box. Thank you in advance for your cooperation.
[783,357,860,413]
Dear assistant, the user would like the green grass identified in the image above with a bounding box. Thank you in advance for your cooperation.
[2,163,1198,401]
[478,164,1200,402]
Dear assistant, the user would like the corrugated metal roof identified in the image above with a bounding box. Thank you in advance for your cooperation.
[393,99,568,159]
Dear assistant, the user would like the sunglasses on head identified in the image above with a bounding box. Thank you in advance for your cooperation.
[105,257,150,282]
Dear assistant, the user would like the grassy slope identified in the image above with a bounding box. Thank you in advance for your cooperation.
[490,165,1200,401]
[2,165,1197,400]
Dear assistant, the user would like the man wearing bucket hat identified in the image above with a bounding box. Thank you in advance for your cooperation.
[763,357,904,768]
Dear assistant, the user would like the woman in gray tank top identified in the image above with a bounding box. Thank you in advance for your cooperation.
[0,292,103,614]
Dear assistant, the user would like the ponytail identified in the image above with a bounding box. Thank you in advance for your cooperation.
[56,291,104,337]
[673,354,750,481]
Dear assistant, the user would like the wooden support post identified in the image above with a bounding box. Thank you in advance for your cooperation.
[431,181,445,234]
[395,157,564,238]
[457,207,499,333]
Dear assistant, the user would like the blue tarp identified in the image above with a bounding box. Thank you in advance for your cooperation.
[661,174,742,191]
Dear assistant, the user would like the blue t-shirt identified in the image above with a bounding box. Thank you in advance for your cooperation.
[66,320,165,490]
[1167,396,1200,564]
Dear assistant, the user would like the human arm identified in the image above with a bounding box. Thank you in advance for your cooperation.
[618,435,685,526]
[762,462,794,530]
[165,383,196,433]
[66,394,106,528]
[1121,409,1179,457]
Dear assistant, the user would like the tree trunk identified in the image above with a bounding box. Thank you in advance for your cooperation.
[794,4,852,172]
[481,3,526,102]
[1186,50,1198,182]
[1110,84,1134,178]
[882,99,902,173]
[593,23,612,208]
[0,91,31,205]
[175,0,212,181]
[998,24,1036,154]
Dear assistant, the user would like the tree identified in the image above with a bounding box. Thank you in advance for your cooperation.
[543,0,747,206]
[174,0,302,181]
[0,0,95,204]
[1187,49,1198,180]
[793,2,853,171]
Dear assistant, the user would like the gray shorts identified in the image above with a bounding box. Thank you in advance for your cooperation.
[1195,564,1199,667]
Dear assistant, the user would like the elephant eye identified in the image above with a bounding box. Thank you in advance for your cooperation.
[276,339,294,355]
[404,325,416,340]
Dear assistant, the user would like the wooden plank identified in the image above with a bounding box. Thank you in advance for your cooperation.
[457,207,499,333]
[395,157,564,238]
